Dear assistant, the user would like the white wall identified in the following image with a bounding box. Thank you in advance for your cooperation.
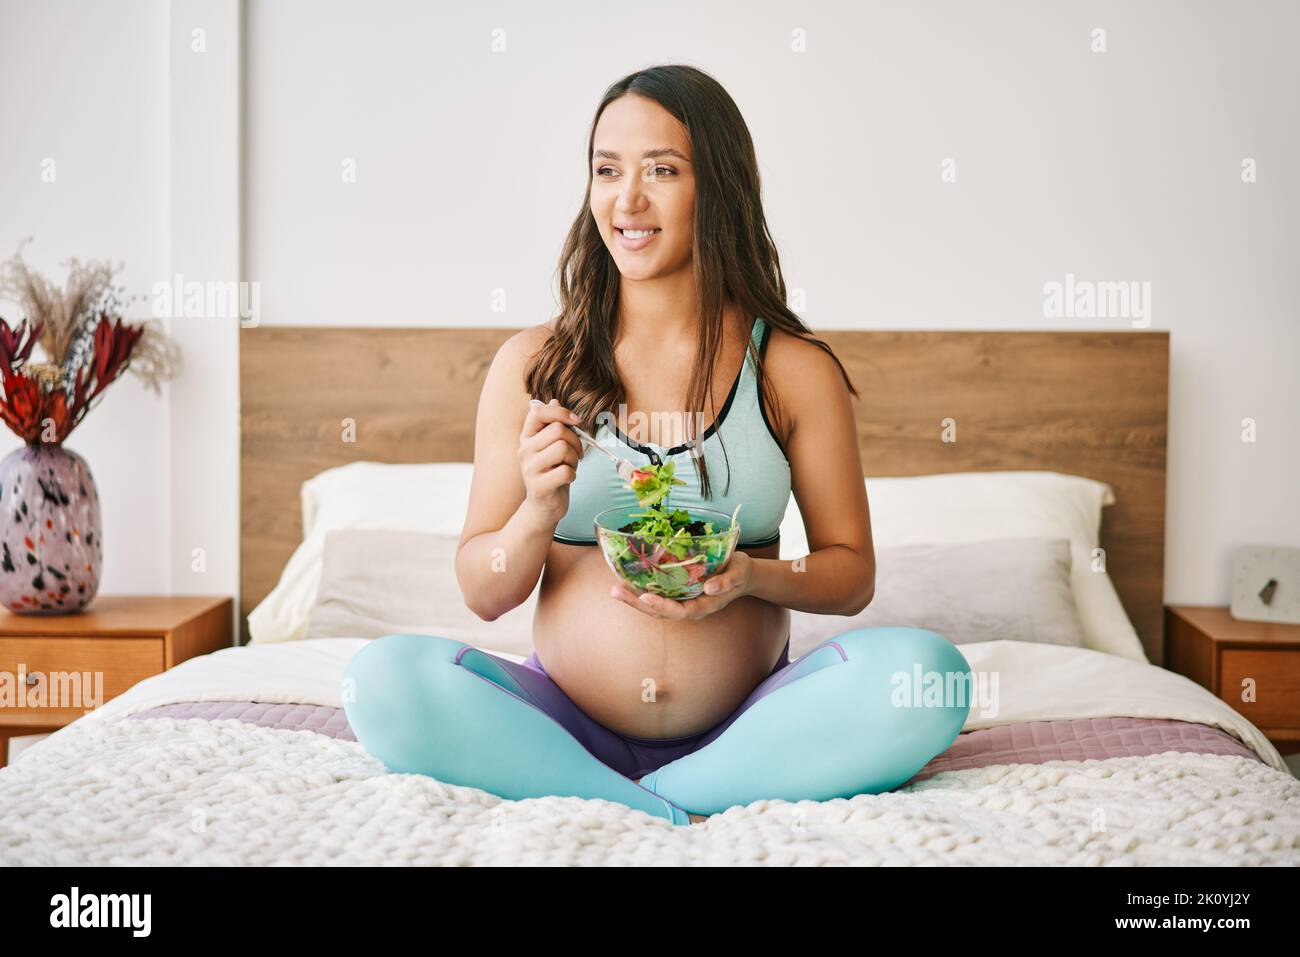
[245,0,1298,608]
[0,0,172,596]
[3,1,1294,631]
[167,0,241,627]
[0,0,240,644]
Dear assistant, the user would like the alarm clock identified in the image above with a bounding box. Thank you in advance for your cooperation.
[1230,545,1300,625]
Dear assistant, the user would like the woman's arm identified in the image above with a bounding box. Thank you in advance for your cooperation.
[746,336,874,615]
[745,547,872,616]
[458,501,556,622]
[455,328,565,621]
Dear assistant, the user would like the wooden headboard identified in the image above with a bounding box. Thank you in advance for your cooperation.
[240,328,1169,662]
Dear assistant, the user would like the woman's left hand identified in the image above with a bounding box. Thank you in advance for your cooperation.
[608,551,754,620]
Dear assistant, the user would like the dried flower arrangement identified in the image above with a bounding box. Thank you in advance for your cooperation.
[0,238,180,444]
[0,240,183,614]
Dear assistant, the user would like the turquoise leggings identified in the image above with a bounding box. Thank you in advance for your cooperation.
[341,626,973,825]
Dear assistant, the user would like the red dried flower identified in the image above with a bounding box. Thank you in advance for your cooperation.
[0,311,146,445]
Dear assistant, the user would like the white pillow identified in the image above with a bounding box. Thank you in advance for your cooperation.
[248,462,477,644]
[303,529,538,658]
[779,470,1147,662]
[252,462,1146,663]
[301,461,475,540]
[786,537,1085,660]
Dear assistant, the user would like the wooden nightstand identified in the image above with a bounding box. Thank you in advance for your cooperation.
[1165,604,1300,756]
[0,595,233,767]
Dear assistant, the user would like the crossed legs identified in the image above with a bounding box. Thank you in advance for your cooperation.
[341,627,973,825]
[341,631,692,824]
[636,626,974,816]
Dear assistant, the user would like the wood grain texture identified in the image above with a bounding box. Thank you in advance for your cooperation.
[0,637,164,726]
[0,596,232,637]
[0,596,234,765]
[241,327,1169,661]
[1167,604,1300,645]
[1219,649,1300,737]
[1164,605,1300,749]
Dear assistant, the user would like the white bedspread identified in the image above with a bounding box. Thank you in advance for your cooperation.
[2,639,1297,865]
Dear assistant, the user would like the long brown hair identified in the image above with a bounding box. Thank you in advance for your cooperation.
[524,64,859,499]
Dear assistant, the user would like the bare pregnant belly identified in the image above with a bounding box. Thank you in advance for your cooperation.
[532,541,790,740]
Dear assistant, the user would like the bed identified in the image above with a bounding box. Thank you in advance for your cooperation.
[2,327,1297,866]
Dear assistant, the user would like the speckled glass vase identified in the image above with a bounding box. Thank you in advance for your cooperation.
[0,443,102,614]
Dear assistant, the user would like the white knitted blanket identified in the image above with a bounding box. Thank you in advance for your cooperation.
[3,638,1298,865]
[3,713,1298,865]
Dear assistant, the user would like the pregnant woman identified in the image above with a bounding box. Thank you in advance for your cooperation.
[343,65,972,825]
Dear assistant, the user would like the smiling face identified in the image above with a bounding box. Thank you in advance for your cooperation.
[589,95,696,282]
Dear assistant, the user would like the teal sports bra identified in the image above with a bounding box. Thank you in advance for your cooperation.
[552,316,791,548]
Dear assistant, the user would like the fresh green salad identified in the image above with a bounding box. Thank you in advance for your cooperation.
[599,460,742,599]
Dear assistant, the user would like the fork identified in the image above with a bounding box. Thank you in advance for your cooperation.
[530,398,636,481]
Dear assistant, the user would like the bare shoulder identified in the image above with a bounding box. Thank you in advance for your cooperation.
[481,322,555,415]
[505,321,554,361]
[760,322,850,420]
[492,322,553,379]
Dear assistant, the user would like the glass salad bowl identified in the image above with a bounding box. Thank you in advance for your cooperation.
[594,504,741,601]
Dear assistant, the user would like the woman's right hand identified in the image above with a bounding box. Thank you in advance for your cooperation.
[518,397,584,528]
